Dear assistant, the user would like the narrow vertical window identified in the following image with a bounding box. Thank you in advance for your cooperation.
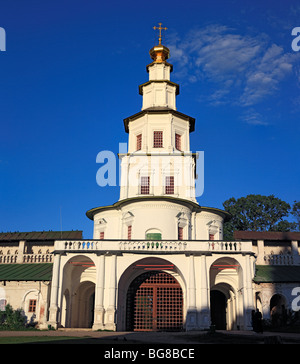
[178,226,183,240]
[136,134,142,151]
[29,299,37,313]
[153,131,163,148]
[0,299,7,311]
[100,231,105,240]
[140,176,150,194]
[128,225,132,240]
[165,176,174,194]
[209,233,215,240]
[175,133,181,151]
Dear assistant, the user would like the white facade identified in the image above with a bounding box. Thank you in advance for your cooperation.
[48,239,255,331]
[91,200,225,241]
[1,233,299,330]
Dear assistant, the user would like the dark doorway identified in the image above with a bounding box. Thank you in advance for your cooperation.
[71,281,95,328]
[126,271,183,331]
[210,290,227,330]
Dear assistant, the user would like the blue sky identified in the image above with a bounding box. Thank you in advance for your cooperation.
[0,0,300,238]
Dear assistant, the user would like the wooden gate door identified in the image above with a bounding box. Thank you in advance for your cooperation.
[128,271,183,331]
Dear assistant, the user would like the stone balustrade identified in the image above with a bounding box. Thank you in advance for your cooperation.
[0,253,53,264]
[54,239,253,254]
[264,253,294,265]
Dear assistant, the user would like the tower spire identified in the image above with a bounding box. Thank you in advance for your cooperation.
[149,23,170,63]
[153,22,168,45]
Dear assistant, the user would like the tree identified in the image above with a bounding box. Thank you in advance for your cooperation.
[223,194,294,240]
[291,201,300,231]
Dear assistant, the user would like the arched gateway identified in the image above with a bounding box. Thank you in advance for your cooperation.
[126,271,183,331]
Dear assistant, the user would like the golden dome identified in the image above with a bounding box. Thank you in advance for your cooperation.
[149,44,170,63]
[150,23,170,63]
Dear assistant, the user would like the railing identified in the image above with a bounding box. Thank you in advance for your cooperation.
[0,254,53,264]
[264,254,294,265]
[54,239,253,253]
[23,254,53,263]
[119,241,187,251]
[208,241,244,252]
[0,255,17,264]
[0,241,254,264]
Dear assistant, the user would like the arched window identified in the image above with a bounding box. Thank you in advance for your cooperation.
[145,229,162,240]
[270,294,287,326]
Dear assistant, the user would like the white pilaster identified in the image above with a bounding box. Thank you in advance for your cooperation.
[17,240,26,263]
[48,253,61,329]
[256,239,265,265]
[105,254,117,330]
[199,254,210,328]
[292,240,300,265]
[243,255,255,330]
[186,254,197,330]
[93,254,106,330]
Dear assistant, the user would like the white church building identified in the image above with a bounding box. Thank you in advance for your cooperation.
[48,38,256,332]
[1,31,299,332]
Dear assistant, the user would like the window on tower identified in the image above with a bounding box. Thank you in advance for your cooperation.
[175,133,181,151]
[178,226,183,240]
[153,131,163,148]
[136,134,142,151]
[165,176,174,194]
[140,176,150,194]
[100,231,105,240]
[128,225,132,240]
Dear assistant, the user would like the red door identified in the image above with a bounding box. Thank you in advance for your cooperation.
[127,271,183,331]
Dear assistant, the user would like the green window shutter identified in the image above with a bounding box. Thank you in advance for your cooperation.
[146,233,162,240]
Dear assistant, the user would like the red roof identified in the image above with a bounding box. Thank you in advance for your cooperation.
[234,231,300,241]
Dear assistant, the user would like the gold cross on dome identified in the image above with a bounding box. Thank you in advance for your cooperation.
[153,22,167,45]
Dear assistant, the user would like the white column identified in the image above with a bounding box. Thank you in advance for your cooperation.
[257,240,265,265]
[199,254,210,329]
[188,255,196,308]
[291,240,299,265]
[186,254,197,330]
[48,253,61,329]
[93,254,105,330]
[243,254,255,330]
[17,240,26,263]
[106,254,117,330]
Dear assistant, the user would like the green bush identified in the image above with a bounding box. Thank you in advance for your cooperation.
[0,304,26,330]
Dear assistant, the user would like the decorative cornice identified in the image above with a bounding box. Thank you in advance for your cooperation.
[123,108,195,133]
[138,80,179,96]
[86,196,231,222]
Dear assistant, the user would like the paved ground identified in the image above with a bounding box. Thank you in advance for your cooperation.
[0,328,300,344]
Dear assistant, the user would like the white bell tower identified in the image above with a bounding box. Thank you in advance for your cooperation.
[119,26,197,203]
[87,24,228,242]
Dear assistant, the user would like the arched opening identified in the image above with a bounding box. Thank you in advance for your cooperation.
[61,289,70,328]
[71,281,95,328]
[126,271,183,332]
[270,294,287,327]
[210,290,227,330]
[61,255,96,328]
[209,257,243,330]
[117,257,185,331]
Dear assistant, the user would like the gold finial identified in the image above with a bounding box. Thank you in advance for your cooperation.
[153,22,167,45]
